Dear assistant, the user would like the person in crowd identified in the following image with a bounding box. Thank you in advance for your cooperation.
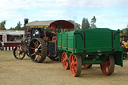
[122,39,128,59]
[0,41,1,50]
[1,40,4,50]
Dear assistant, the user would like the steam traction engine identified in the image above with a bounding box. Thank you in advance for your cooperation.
[13,19,74,62]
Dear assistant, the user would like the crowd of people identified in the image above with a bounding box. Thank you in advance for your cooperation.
[120,39,128,59]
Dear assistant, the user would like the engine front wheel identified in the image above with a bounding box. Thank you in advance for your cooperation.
[29,38,47,63]
[13,45,25,60]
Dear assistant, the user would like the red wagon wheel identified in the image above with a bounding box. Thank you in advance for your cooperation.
[70,54,82,77]
[100,55,115,75]
[84,64,92,68]
[61,52,69,70]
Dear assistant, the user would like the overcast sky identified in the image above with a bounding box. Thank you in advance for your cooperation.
[0,0,128,30]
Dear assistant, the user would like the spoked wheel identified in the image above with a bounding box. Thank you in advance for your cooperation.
[84,64,92,68]
[61,52,69,70]
[70,54,82,77]
[29,38,47,63]
[13,45,25,60]
[100,55,115,75]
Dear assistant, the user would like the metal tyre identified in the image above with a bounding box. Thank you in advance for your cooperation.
[100,55,115,75]
[70,54,82,77]
[61,52,69,70]
[13,45,25,60]
[29,38,47,63]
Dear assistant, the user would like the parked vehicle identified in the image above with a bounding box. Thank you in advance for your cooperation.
[57,28,123,77]
[13,19,74,62]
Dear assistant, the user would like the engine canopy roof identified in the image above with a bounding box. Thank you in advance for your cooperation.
[25,20,74,29]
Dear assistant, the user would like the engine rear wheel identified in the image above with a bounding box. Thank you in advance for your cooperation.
[13,45,25,60]
[100,55,115,75]
[29,38,47,63]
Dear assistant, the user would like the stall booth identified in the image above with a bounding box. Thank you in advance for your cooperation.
[0,30,24,50]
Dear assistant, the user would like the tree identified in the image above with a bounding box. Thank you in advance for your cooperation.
[82,18,90,30]
[121,25,128,34]
[15,21,22,30]
[90,16,97,28]
[85,18,90,29]
[81,18,86,30]
[9,21,24,30]
[9,27,15,30]
[0,20,6,30]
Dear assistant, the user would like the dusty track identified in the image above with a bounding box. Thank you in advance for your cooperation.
[0,51,128,85]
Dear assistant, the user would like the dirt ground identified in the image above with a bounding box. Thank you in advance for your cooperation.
[0,51,128,85]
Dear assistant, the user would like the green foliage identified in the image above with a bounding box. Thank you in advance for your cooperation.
[82,18,86,30]
[9,21,24,30]
[121,26,128,35]
[85,18,90,29]
[81,16,97,30]
[90,16,97,28]
[82,18,96,30]
[0,20,6,30]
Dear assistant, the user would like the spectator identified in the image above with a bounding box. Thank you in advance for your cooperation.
[123,40,128,59]
[1,40,4,50]
[0,41,1,50]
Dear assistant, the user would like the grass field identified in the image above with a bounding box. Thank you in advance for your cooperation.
[0,51,128,85]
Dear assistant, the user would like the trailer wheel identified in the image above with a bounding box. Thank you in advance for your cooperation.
[29,38,47,63]
[84,64,92,68]
[100,55,115,75]
[70,54,82,77]
[13,45,25,60]
[61,52,69,70]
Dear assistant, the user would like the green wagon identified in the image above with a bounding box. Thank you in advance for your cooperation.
[57,28,123,77]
